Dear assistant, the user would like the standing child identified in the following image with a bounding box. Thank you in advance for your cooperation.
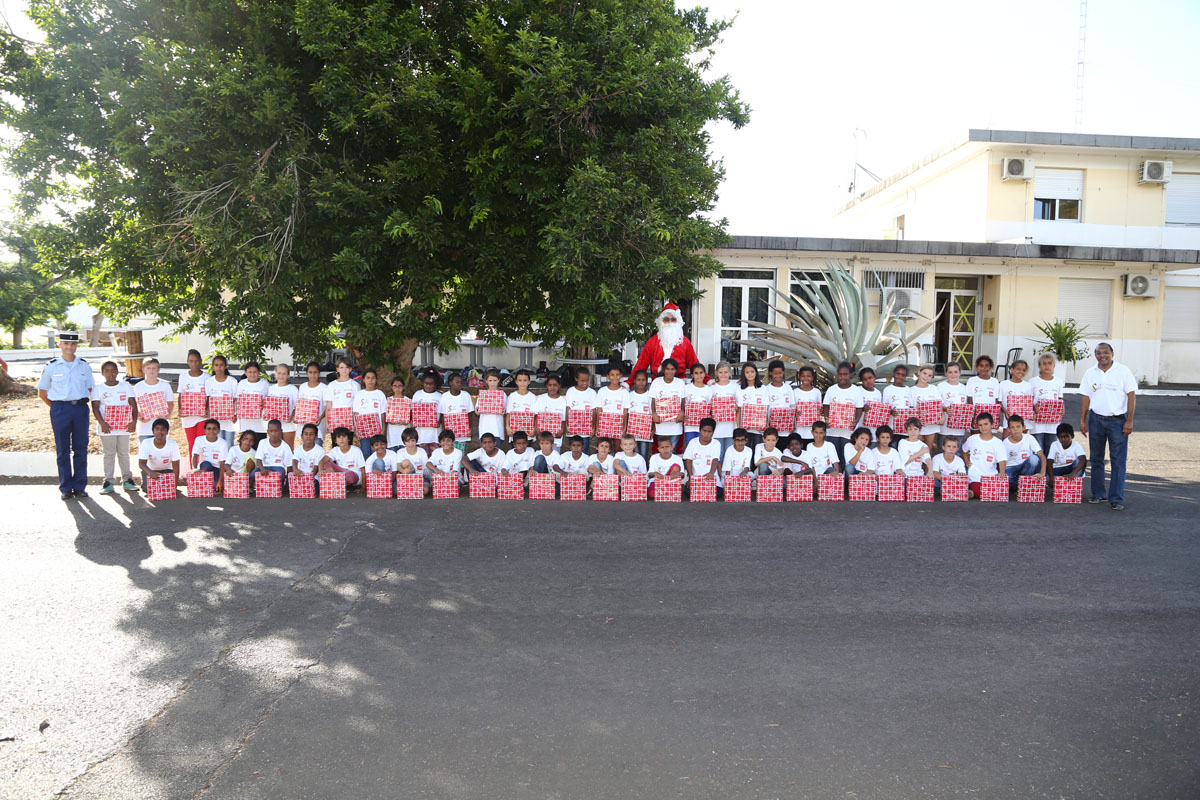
[627,370,654,462]
[999,359,1034,435]
[753,427,787,476]
[682,363,713,446]
[938,362,970,449]
[709,361,739,458]
[1047,423,1088,484]
[352,368,387,457]
[822,362,863,467]
[235,361,269,446]
[477,369,507,448]
[292,423,325,483]
[191,418,229,494]
[736,362,766,450]
[683,418,722,488]
[792,366,823,450]
[647,436,685,500]
[909,365,941,451]
[857,367,884,442]
[411,371,443,455]
[535,374,567,452]
[843,427,875,475]
[365,435,400,473]
[962,413,1007,498]
[298,361,328,445]
[319,427,365,491]
[721,428,754,478]
[870,425,905,476]
[501,432,534,476]
[931,435,967,492]
[205,355,239,448]
[800,421,841,475]
[1002,415,1044,489]
[91,360,138,493]
[395,427,428,476]
[898,418,932,477]
[386,376,408,452]
[1029,353,1064,455]
[762,360,796,441]
[505,369,539,443]
[967,355,1001,428]
[137,418,181,488]
[325,358,361,447]
[597,364,630,441]
[564,367,598,453]
[177,349,209,456]
[882,365,912,433]
[465,433,505,474]
[649,359,687,452]
[614,433,648,477]
[268,364,299,448]
[133,358,175,442]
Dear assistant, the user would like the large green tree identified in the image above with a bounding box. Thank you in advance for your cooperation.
[1,0,746,380]
[0,220,89,348]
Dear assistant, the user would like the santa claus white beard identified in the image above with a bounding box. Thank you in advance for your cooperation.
[657,319,684,356]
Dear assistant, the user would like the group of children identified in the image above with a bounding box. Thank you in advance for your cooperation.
[89,348,1088,501]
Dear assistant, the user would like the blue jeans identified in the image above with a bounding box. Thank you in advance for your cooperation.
[826,436,849,469]
[1035,433,1055,456]
[532,454,553,474]
[217,430,237,448]
[714,437,732,461]
[635,441,652,462]
[683,431,700,447]
[196,460,221,476]
[1005,453,1041,488]
[1053,464,1082,477]
[50,401,89,493]
[1088,411,1127,503]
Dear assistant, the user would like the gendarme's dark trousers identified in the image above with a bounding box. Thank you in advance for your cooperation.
[51,401,89,493]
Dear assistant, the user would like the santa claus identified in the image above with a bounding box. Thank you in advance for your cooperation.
[629,302,702,380]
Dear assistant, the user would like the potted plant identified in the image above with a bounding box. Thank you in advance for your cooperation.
[1033,318,1090,382]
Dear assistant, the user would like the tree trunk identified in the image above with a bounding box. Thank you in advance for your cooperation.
[0,366,35,395]
[90,311,105,347]
[12,323,23,349]
[347,336,421,394]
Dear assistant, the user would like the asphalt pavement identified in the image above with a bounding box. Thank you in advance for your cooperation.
[1,397,1197,799]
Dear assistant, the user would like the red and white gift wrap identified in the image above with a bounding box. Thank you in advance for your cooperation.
[468,472,496,499]
[597,413,624,439]
[689,475,717,502]
[593,474,620,501]
[366,472,395,499]
[945,403,974,430]
[917,400,943,426]
[508,410,537,436]
[684,400,712,428]
[146,473,176,502]
[432,472,459,499]
[1053,475,1083,503]
[289,473,316,498]
[396,473,424,500]
[355,413,383,440]
[497,474,525,500]
[654,395,681,424]
[255,472,282,498]
[385,396,412,425]
[620,474,648,501]
[327,406,354,431]
[794,402,821,428]
[102,404,132,430]
[263,396,289,422]
[861,402,891,428]
[411,403,439,429]
[877,474,905,502]
[626,412,653,441]
[179,391,207,418]
[711,395,738,423]
[768,406,794,433]
[1035,398,1065,426]
[294,398,320,425]
[224,472,250,499]
[138,391,169,421]
[567,408,593,438]
[443,412,470,440]
[740,403,767,433]
[235,393,262,421]
[1006,394,1034,420]
[535,412,562,436]
[186,471,214,498]
[756,474,785,502]
[529,473,556,500]
[653,476,682,503]
[319,474,346,499]
[786,474,814,502]
[906,475,934,503]
[980,474,1008,502]
[817,473,845,501]
[724,474,752,502]
[848,474,877,502]
[1018,475,1047,503]
[972,403,1002,427]
[828,402,858,430]
[475,390,505,416]
[940,474,969,502]
[559,474,587,501]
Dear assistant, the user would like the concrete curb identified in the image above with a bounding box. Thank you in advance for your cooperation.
[0,453,110,478]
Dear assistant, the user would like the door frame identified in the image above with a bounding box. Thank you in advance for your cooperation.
[714,272,777,366]
[934,278,982,373]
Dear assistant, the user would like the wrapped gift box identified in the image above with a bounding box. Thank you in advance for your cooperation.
[396,473,424,500]
[497,473,525,500]
[828,402,858,429]
[945,403,974,430]
[653,476,682,503]
[476,390,505,416]
[786,474,814,501]
[319,475,346,499]
[1052,475,1083,504]
[294,397,320,425]
[1035,398,1065,426]
[848,474,877,501]
[711,395,738,423]
[355,413,383,440]
[102,404,132,430]
[1006,394,1034,420]
[255,471,282,498]
[627,412,653,441]
[593,474,619,501]
[366,471,395,499]
[146,472,175,502]
[756,474,785,502]
[972,403,1002,428]
[432,472,459,499]
[861,402,891,428]
[235,393,262,421]
[530,473,556,500]
[444,412,471,440]
[890,406,913,427]
[179,391,207,418]
[508,411,536,436]
[263,395,290,422]
[940,474,969,502]
[817,473,844,501]
[560,474,587,501]
[536,412,562,436]
[980,474,1008,502]
[186,471,214,498]
[877,474,905,501]
[689,475,717,502]
[654,395,681,423]
[906,475,934,502]
[224,472,250,499]
[468,472,496,499]
[794,402,821,428]
[139,391,169,421]
[724,474,752,502]
[620,474,647,501]
[741,403,767,433]
[1018,475,1047,503]
[684,400,712,428]
[385,396,412,425]
[567,408,593,437]
[597,413,624,439]
[917,400,943,426]
[768,406,794,433]
[411,403,439,429]
[289,473,316,498]
[327,406,354,431]
[208,394,235,422]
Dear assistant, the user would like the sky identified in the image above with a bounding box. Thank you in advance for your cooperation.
[1,0,1199,237]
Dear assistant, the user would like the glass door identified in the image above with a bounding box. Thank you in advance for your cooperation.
[934,277,980,371]
[717,270,775,365]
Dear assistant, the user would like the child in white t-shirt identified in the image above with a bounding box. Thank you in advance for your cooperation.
[386,376,408,451]
[962,413,1007,497]
[938,362,970,441]
[628,370,655,461]
[395,427,428,475]
[800,421,841,475]
[897,417,931,477]
[614,433,648,476]
[683,364,714,446]
[352,368,387,457]
[967,355,1001,429]
[931,435,967,492]
[411,372,444,454]
[721,428,754,477]
[365,435,400,473]
[133,358,176,441]
[647,436,685,500]
[1002,415,1044,489]
[234,361,269,444]
[91,359,138,493]
[843,427,875,475]
[319,426,365,491]
[792,366,823,446]
[225,430,258,477]
[588,437,618,476]
[501,432,535,475]
[505,369,540,442]
[1029,354,1066,454]
[782,434,808,474]
[529,431,560,477]
[753,427,787,476]
[476,369,507,444]
[909,365,942,446]
[999,359,1034,434]
[761,360,795,438]
[466,433,505,474]
[597,365,630,437]
[564,367,599,452]
[537,374,568,452]
[292,423,326,478]
[881,365,912,432]
[426,429,465,487]
[1047,422,1088,480]
[137,417,181,487]
[822,363,862,464]
[268,363,299,447]
[438,372,475,451]
[683,419,722,486]
[557,435,593,478]
[191,418,229,494]
[870,425,904,476]
[253,420,294,491]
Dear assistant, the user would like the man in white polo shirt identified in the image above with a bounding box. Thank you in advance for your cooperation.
[1079,342,1137,510]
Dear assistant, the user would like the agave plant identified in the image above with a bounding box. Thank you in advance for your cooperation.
[734,260,937,389]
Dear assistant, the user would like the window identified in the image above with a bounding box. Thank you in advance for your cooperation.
[1034,168,1083,222]
[1057,278,1112,337]
[1166,174,1200,226]
[718,269,775,364]
[1163,286,1200,341]
[862,269,926,290]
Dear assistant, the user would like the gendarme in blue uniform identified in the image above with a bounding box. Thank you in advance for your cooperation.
[37,334,95,496]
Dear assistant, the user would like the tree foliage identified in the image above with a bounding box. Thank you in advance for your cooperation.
[1,0,747,375]
[0,220,90,347]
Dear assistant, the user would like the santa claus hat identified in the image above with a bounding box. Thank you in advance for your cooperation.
[660,302,680,316]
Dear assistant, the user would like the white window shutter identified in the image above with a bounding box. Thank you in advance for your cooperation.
[1035,168,1084,200]
[1057,278,1112,337]
[1166,174,1200,225]
[1163,286,1200,341]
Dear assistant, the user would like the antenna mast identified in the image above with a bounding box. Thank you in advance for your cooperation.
[1075,0,1087,132]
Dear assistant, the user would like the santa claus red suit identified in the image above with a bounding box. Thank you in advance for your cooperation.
[630,302,702,379]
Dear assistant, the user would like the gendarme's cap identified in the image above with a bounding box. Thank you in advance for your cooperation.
[57,331,81,342]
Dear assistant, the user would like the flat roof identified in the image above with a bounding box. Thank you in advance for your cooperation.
[718,236,1199,265]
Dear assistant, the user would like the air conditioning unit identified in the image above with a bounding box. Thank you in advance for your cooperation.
[1122,273,1160,298]
[1001,158,1034,181]
[882,287,923,317]
[1138,160,1172,184]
